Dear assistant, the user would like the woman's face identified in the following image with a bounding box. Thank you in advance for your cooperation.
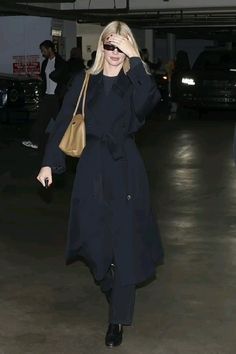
[103,35,126,68]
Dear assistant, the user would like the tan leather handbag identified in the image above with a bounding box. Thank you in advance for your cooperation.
[59,73,90,157]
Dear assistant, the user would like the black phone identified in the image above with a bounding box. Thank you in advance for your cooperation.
[44,178,49,189]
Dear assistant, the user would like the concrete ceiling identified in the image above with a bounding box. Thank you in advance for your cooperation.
[1,1,236,40]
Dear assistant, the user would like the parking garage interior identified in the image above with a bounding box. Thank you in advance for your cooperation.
[1,1,236,353]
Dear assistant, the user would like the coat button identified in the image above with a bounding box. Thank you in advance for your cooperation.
[127,194,132,200]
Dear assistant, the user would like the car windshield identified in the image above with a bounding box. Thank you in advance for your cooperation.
[193,51,236,71]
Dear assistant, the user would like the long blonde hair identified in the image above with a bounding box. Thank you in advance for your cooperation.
[87,21,148,75]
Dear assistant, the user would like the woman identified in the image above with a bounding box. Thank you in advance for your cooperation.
[37,21,164,347]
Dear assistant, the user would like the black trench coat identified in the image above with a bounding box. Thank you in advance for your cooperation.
[42,58,164,286]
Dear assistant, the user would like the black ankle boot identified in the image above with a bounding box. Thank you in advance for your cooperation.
[105,324,123,347]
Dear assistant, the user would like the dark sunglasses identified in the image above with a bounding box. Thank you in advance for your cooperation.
[103,43,123,53]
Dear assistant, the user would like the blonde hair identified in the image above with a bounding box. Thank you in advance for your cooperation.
[87,21,148,75]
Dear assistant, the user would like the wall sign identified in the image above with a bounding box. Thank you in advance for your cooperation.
[13,55,40,75]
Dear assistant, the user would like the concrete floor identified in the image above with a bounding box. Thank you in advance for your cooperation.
[1,112,236,354]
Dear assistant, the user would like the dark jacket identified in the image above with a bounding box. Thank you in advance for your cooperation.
[40,54,68,100]
[42,57,164,286]
[67,57,85,76]
[63,57,86,88]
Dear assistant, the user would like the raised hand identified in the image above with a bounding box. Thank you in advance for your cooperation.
[106,34,138,58]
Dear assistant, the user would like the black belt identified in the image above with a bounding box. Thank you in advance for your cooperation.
[87,133,134,161]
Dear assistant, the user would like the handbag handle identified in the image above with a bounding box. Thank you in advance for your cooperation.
[73,72,90,117]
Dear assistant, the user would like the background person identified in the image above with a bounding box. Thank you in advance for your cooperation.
[67,47,85,79]
[22,40,67,150]
[87,50,96,68]
[141,47,162,74]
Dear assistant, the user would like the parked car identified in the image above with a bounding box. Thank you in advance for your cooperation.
[171,49,236,113]
[0,73,42,122]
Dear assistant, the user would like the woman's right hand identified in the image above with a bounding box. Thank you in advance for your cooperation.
[37,166,52,187]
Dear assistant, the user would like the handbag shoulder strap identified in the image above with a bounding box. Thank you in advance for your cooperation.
[82,73,89,117]
[73,72,90,117]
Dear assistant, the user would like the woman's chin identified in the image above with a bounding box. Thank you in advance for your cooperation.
[109,60,123,67]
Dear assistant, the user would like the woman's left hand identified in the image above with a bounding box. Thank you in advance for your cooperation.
[106,34,138,58]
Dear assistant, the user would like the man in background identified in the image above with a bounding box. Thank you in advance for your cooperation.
[22,40,67,150]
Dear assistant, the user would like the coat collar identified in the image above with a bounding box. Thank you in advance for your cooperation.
[113,68,132,97]
[88,68,131,100]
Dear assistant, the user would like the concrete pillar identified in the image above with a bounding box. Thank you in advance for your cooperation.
[63,20,77,59]
[51,18,77,60]
[145,29,154,61]
[167,32,176,61]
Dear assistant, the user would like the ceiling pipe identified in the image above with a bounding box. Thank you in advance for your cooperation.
[1,1,236,29]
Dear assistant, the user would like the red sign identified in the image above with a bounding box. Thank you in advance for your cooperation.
[13,56,25,74]
[13,55,40,75]
[26,55,40,75]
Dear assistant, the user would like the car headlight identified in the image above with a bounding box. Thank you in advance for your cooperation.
[0,89,8,107]
[181,77,196,86]
[2,92,7,106]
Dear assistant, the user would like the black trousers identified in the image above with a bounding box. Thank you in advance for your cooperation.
[30,94,60,147]
[100,265,136,325]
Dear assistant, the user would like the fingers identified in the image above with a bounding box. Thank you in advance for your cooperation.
[36,174,44,186]
[37,173,52,187]
[106,34,128,46]
[107,34,137,58]
[47,176,53,186]
[106,34,135,57]
[107,33,128,40]
[44,177,52,188]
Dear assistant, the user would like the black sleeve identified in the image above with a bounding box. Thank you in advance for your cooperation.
[49,63,69,84]
[40,60,46,94]
[40,59,46,80]
[42,71,85,174]
[127,57,161,122]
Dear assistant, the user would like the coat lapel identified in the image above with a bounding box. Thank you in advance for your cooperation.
[85,68,132,124]
[86,72,103,108]
[87,68,132,106]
